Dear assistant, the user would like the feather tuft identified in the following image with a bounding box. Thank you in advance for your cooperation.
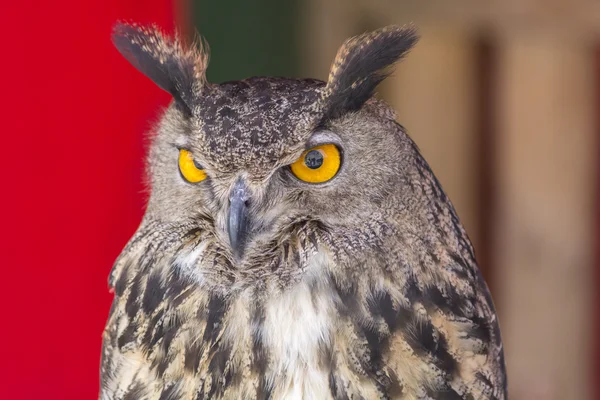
[111,22,210,113]
[321,25,418,121]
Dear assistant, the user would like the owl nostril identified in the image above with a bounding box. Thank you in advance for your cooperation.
[229,179,251,203]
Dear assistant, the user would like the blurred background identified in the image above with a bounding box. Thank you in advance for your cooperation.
[2,0,598,398]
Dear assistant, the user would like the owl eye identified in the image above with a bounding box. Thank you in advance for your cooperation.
[178,149,207,183]
[290,144,341,183]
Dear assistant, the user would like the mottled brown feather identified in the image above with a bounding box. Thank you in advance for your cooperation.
[101,23,507,400]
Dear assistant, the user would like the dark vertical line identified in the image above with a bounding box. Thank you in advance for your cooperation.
[474,34,497,293]
[593,45,600,400]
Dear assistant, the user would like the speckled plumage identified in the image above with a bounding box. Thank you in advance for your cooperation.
[101,22,507,399]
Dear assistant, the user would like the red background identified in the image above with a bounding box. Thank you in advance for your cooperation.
[0,1,175,398]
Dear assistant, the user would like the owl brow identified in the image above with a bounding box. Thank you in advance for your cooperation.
[171,143,190,152]
[304,131,342,150]
[319,25,418,122]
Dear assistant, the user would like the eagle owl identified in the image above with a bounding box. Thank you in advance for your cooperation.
[101,22,507,400]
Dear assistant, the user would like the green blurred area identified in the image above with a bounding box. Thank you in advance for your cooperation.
[193,0,299,83]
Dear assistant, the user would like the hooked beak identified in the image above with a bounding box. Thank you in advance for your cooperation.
[228,178,251,260]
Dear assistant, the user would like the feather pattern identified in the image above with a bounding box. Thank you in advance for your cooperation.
[101,131,506,398]
[321,25,418,121]
[111,22,209,113]
[101,22,506,400]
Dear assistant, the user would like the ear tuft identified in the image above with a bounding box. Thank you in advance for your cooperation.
[112,22,210,112]
[321,25,418,120]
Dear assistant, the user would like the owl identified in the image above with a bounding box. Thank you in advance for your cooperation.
[100,22,507,400]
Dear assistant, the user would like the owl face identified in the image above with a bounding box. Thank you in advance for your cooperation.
[147,79,408,261]
[113,23,418,263]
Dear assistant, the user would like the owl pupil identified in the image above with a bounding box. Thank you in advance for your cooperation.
[305,150,323,169]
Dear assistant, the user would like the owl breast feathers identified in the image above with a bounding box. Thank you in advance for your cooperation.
[101,22,507,400]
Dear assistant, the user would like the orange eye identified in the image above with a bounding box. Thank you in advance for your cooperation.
[290,144,341,183]
[178,149,207,183]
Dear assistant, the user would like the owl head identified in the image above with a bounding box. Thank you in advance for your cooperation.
[112,23,418,271]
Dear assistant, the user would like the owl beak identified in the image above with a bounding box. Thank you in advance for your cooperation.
[228,178,251,260]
